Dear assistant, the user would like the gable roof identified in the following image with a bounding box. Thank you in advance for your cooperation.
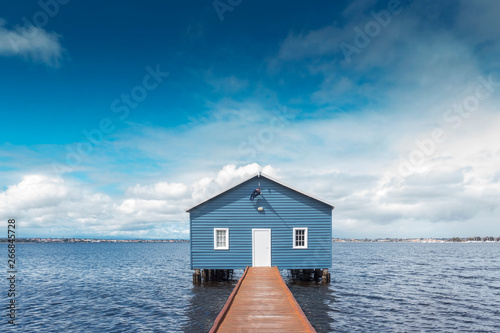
[186,172,334,212]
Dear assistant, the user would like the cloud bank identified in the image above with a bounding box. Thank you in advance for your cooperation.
[0,164,280,238]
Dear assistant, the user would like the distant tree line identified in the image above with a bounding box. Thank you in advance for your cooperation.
[450,236,500,242]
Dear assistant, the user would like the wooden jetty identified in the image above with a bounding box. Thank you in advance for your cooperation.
[209,267,316,333]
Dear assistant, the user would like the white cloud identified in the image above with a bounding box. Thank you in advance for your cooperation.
[0,175,113,232]
[126,182,189,200]
[0,175,69,211]
[0,164,279,238]
[333,110,500,237]
[189,163,277,204]
[0,19,63,66]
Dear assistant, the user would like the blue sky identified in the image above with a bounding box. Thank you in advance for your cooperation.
[1,0,499,239]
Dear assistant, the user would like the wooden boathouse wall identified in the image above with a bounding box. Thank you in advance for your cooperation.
[187,174,333,270]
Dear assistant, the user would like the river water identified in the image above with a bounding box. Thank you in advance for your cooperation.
[3,242,499,332]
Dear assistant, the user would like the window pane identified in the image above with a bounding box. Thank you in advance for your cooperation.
[216,230,226,248]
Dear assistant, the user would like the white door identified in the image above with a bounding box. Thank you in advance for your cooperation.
[252,229,271,267]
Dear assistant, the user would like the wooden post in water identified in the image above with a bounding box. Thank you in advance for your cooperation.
[322,268,330,283]
[193,269,201,284]
[314,269,322,281]
[202,269,208,282]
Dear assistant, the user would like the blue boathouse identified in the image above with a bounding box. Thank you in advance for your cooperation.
[187,172,334,279]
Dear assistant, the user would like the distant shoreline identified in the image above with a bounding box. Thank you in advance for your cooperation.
[0,238,189,243]
[333,237,500,243]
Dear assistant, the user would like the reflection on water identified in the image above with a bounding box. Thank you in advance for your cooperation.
[284,273,335,333]
[183,279,239,332]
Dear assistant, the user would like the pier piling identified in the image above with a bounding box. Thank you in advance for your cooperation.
[322,268,330,283]
[193,269,235,284]
[193,269,201,284]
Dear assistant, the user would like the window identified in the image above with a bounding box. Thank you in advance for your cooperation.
[214,228,229,250]
[293,228,308,249]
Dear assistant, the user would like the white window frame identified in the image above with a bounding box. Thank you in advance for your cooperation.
[214,228,229,250]
[293,227,308,249]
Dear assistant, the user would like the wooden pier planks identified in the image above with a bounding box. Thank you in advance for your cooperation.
[210,267,316,333]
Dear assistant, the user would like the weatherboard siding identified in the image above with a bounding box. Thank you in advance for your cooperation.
[190,176,332,269]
